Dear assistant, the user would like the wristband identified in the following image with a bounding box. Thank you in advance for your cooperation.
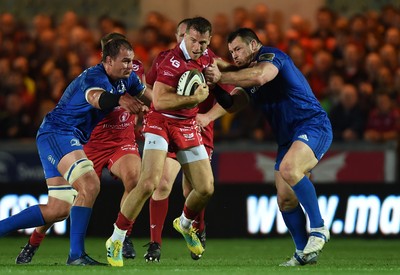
[98,92,121,110]
[212,85,234,109]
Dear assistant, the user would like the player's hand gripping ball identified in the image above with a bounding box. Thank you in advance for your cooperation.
[176,69,206,96]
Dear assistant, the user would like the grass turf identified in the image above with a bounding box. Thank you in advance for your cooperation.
[0,237,399,274]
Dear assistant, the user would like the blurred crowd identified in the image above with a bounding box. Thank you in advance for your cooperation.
[1,4,400,144]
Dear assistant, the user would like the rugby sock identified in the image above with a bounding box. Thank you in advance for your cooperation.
[111,223,127,243]
[192,209,205,233]
[292,176,324,228]
[115,211,134,231]
[69,206,91,260]
[29,229,46,247]
[126,223,134,237]
[281,204,308,250]
[181,204,198,230]
[149,197,168,245]
[0,205,45,237]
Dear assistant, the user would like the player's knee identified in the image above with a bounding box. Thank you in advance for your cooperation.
[63,158,94,185]
[197,180,214,198]
[279,161,300,185]
[155,180,172,197]
[122,170,140,192]
[140,178,158,198]
[277,192,298,211]
[78,181,101,200]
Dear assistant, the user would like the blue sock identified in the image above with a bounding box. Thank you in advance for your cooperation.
[69,206,92,260]
[0,205,45,237]
[292,176,324,228]
[281,204,308,250]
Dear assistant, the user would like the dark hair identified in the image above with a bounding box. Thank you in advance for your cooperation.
[227,28,261,44]
[177,18,192,28]
[186,16,212,35]
[102,38,132,62]
[100,32,127,50]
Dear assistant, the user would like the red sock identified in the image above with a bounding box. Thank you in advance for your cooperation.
[183,204,199,221]
[150,197,168,245]
[193,209,205,232]
[29,229,46,247]
[126,222,135,236]
[115,212,134,231]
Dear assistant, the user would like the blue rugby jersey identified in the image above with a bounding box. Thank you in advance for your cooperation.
[244,46,330,146]
[37,63,145,144]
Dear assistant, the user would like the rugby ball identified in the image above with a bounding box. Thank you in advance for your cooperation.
[177,69,205,96]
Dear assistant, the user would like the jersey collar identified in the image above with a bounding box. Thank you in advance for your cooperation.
[179,40,191,61]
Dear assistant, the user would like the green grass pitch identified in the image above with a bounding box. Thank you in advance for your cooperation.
[0,237,399,274]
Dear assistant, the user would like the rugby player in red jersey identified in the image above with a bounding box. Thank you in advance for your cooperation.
[106,17,229,267]
[143,18,232,262]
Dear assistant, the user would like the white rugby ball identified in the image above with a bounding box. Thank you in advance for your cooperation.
[177,69,205,96]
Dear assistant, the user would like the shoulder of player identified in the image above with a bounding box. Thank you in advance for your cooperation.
[257,46,287,62]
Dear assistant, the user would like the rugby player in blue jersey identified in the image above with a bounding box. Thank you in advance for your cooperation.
[0,38,146,265]
[204,28,332,266]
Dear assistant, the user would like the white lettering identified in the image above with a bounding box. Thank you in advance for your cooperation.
[379,195,400,234]
[344,195,380,234]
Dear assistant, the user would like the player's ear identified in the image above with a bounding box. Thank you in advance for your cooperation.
[250,39,258,51]
[105,55,112,65]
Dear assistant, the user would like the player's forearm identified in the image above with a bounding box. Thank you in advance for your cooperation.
[153,93,198,111]
[220,67,265,87]
[204,103,227,121]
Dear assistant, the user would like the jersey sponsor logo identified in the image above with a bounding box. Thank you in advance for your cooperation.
[259,53,275,62]
[162,70,174,77]
[250,86,260,94]
[170,56,181,68]
[121,145,137,151]
[183,133,194,139]
[70,138,81,146]
[179,127,191,132]
[132,63,139,71]
[297,134,309,141]
[149,125,162,130]
[119,111,130,123]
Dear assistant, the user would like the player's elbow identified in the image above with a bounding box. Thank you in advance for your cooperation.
[152,100,166,111]
[252,74,269,86]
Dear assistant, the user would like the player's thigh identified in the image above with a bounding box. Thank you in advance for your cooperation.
[141,149,167,186]
[110,153,141,188]
[160,156,181,189]
[181,159,214,194]
[281,140,318,175]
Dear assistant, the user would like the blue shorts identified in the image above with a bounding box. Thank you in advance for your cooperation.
[274,123,332,171]
[36,132,84,179]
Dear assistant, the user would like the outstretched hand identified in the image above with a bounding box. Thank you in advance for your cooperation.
[119,93,145,114]
[204,59,222,86]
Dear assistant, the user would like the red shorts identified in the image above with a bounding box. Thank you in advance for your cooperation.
[84,143,140,178]
[143,111,203,153]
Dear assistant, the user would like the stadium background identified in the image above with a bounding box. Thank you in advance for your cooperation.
[0,0,399,240]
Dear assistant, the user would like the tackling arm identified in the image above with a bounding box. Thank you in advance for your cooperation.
[220,62,279,87]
